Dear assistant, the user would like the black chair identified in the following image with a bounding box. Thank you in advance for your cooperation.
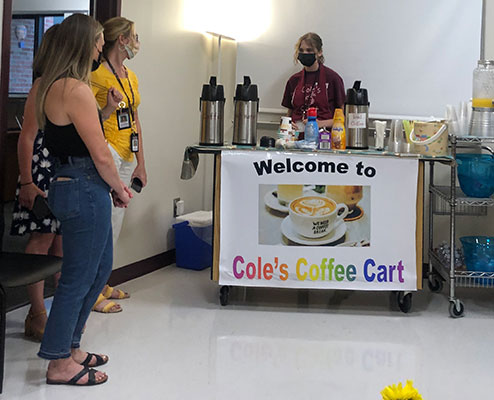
[0,201,62,393]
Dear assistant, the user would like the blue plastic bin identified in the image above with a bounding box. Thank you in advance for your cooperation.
[456,154,494,198]
[460,236,494,272]
[460,236,494,286]
[173,220,212,270]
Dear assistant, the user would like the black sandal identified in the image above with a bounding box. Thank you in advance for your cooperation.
[80,352,109,368]
[46,367,108,386]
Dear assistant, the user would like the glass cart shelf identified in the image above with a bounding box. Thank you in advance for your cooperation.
[430,186,494,208]
[454,135,494,144]
[190,144,454,161]
[429,250,494,289]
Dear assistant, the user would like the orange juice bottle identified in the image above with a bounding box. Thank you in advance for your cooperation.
[331,108,346,149]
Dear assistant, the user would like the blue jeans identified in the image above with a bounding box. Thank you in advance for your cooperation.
[38,156,113,360]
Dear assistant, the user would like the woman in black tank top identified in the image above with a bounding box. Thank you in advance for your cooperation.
[35,14,132,387]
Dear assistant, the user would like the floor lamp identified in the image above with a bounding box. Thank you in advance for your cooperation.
[206,32,235,83]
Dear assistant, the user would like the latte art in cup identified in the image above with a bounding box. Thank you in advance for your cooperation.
[290,196,335,216]
[288,195,349,239]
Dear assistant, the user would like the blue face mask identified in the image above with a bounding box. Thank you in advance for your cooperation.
[298,53,316,67]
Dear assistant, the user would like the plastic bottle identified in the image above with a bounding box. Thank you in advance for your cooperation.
[472,60,494,108]
[318,128,331,149]
[331,108,346,149]
[304,107,319,146]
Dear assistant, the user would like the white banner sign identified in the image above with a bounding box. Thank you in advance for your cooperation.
[219,151,419,291]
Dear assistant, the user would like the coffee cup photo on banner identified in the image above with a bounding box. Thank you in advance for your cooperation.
[259,184,371,247]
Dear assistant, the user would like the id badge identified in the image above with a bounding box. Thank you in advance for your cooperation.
[131,132,139,153]
[117,107,131,130]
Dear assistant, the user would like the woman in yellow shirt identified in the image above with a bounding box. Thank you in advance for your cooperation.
[91,17,146,313]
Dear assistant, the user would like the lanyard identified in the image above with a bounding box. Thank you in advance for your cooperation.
[106,60,136,121]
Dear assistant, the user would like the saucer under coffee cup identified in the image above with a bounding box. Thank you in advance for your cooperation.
[288,195,348,239]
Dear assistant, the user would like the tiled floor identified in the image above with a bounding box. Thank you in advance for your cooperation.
[4,266,494,399]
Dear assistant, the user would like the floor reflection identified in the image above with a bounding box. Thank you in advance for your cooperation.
[4,267,494,399]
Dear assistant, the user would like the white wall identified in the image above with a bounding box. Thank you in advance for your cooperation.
[2,0,490,269]
[115,0,494,267]
[201,37,237,204]
[1,0,234,269]
[237,0,482,118]
[12,0,89,13]
[113,0,220,267]
[429,0,494,250]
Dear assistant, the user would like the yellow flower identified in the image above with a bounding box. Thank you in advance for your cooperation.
[381,380,423,400]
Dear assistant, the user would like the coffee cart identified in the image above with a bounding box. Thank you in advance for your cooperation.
[181,145,451,313]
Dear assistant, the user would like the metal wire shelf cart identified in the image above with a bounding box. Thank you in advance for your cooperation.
[428,135,494,318]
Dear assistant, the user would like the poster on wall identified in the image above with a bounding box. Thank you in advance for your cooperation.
[219,151,419,291]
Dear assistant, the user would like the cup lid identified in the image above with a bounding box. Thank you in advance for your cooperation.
[307,107,317,117]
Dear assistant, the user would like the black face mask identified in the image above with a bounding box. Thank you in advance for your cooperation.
[298,53,317,67]
[92,52,102,72]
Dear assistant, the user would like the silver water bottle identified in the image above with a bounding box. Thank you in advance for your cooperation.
[199,76,225,146]
[232,76,259,146]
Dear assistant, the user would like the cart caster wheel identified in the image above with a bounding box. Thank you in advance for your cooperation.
[397,291,412,313]
[220,286,230,306]
[428,276,443,293]
[449,301,465,318]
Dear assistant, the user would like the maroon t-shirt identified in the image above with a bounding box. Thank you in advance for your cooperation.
[281,64,345,122]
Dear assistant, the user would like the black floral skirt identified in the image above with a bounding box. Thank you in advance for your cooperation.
[10,130,61,236]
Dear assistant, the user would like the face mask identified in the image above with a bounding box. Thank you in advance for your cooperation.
[92,51,102,71]
[298,53,316,67]
[124,41,140,59]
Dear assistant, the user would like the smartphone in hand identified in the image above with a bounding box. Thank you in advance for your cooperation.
[32,195,52,220]
[130,177,143,193]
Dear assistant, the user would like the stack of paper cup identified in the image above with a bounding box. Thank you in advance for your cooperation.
[446,104,460,136]
[280,116,291,131]
[446,102,472,136]
[279,116,295,141]
[374,120,386,150]
[387,120,403,153]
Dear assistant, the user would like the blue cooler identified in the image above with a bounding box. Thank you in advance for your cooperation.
[173,211,212,270]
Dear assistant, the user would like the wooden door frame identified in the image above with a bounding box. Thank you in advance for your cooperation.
[90,0,121,23]
[0,0,13,201]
